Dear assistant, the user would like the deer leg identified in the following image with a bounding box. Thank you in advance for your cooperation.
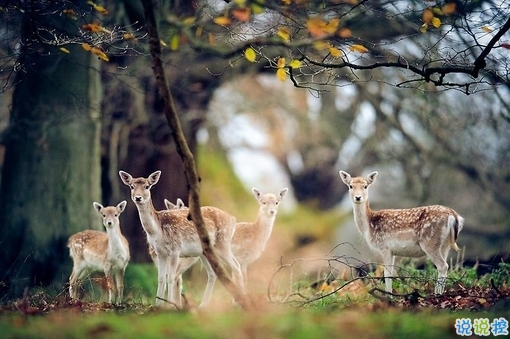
[421,244,449,295]
[381,252,395,293]
[115,269,125,304]
[166,254,179,306]
[156,255,170,306]
[175,257,200,307]
[197,254,217,308]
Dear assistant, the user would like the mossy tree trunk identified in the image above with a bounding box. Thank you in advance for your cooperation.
[0,7,102,297]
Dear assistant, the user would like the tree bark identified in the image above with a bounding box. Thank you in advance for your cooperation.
[141,0,250,309]
[0,8,101,297]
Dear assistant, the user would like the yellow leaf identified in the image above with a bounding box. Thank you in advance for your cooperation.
[170,35,180,51]
[420,23,428,33]
[90,47,109,61]
[277,57,286,68]
[422,8,434,25]
[213,16,231,26]
[349,44,369,53]
[323,18,340,35]
[244,47,256,62]
[208,33,216,45]
[432,17,441,28]
[87,1,108,15]
[442,3,456,15]
[277,27,291,42]
[183,17,196,25]
[282,0,291,4]
[251,3,265,14]
[82,22,111,34]
[329,46,342,57]
[313,41,329,50]
[289,59,302,69]
[432,7,443,16]
[123,32,137,40]
[160,39,168,47]
[481,26,493,33]
[59,47,70,54]
[233,0,247,5]
[276,68,287,82]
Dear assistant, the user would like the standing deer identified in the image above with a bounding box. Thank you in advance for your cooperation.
[339,170,463,294]
[119,170,245,307]
[231,187,288,286]
[169,188,289,295]
[68,201,130,303]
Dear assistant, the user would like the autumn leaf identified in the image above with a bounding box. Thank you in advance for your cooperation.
[349,44,369,53]
[87,1,108,15]
[251,3,265,14]
[422,8,434,25]
[244,47,257,62]
[277,57,286,68]
[90,47,109,61]
[420,23,428,33]
[277,27,291,42]
[170,35,180,51]
[442,3,456,15]
[338,28,352,39]
[481,26,493,33]
[160,40,168,47]
[306,17,340,38]
[59,47,70,54]
[500,43,510,50]
[81,43,92,51]
[213,16,232,26]
[432,17,441,28]
[313,41,330,50]
[232,8,251,22]
[82,22,111,34]
[276,68,287,82]
[289,59,302,69]
[123,32,137,41]
[329,46,343,57]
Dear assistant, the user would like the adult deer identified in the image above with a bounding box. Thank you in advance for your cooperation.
[68,201,130,303]
[339,170,463,295]
[119,170,245,307]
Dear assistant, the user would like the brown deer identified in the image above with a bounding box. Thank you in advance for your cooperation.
[119,170,245,307]
[68,201,130,303]
[339,170,463,294]
[231,187,288,286]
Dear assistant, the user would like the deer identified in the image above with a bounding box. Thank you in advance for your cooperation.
[231,187,288,287]
[339,170,463,295]
[119,170,245,307]
[68,201,130,303]
[167,187,289,297]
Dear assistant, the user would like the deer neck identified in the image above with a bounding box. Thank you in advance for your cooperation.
[352,200,372,237]
[134,199,162,237]
[106,226,128,257]
[254,212,277,244]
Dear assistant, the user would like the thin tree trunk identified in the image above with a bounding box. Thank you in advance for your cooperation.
[140,0,250,309]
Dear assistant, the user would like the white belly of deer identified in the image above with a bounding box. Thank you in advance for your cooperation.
[387,239,426,257]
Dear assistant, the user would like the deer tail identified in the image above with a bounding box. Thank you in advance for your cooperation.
[448,214,463,252]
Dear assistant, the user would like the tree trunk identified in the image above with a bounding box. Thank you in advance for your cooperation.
[0,10,101,297]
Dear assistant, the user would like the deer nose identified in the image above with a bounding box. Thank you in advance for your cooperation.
[134,196,142,202]
[354,195,362,202]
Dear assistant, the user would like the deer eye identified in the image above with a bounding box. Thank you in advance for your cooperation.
[145,185,150,189]
[129,185,134,190]
[349,185,353,189]
[364,185,368,189]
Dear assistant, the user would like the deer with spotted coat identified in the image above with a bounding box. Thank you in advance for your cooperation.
[68,201,130,303]
[119,170,245,307]
[339,170,463,295]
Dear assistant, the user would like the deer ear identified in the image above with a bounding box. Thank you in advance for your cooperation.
[117,200,127,213]
[176,198,185,209]
[93,202,103,213]
[252,188,262,199]
[367,171,378,185]
[119,171,132,185]
[339,171,351,186]
[278,188,288,201]
[149,170,162,185]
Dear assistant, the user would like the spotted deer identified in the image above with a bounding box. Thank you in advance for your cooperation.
[231,187,288,286]
[339,171,463,294]
[68,201,130,303]
[119,170,245,307]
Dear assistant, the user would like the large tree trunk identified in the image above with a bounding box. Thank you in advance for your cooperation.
[0,10,101,297]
